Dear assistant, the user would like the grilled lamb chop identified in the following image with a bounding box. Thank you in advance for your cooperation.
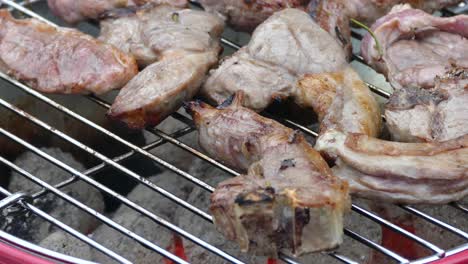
[185,92,350,257]
[312,0,463,58]
[99,4,224,67]
[0,10,137,95]
[361,4,468,90]
[203,8,381,136]
[385,68,468,143]
[316,130,468,204]
[106,5,223,129]
[47,0,187,24]
[197,0,310,32]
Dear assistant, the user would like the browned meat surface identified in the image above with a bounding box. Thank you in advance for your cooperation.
[198,0,310,32]
[202,8,381,137]
[312,0,462,58]
[186,92,350,257]
[202,9,345,109]
[316,130,468,204]
[0,10,137,95]
[47,0,187,24]
[99,4,224,67]
[298,67,381,138]
[106,5,223,129]
[107,52,218,129]
[361,5,468,90]
[385,68,468,143]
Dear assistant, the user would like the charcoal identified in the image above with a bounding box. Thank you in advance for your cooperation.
[147,114,199,171]
[1,148,104,243]
[92,171,195,264]
[39,231,106,262]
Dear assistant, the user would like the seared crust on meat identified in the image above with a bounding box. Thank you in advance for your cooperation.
[0,10,138,95]
[298,66,382,138]
[186,92,350,257]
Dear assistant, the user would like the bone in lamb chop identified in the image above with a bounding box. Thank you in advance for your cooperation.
[315,130,468,204]
[360,5,468,143]
[311,0,464,58]
[104,4,224,129]
[47,0,188,24]
[361,4,468,91]
[202,8,381,138]
[314,68,468,203]
[185,92,350,257]
[0,10,137,95]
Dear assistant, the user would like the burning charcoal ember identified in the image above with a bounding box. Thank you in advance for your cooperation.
[1,148,104,243]
[39,231,108,262]
[92,171,194,263]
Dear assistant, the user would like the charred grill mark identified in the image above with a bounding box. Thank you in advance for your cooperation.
[386,87,447,110]
[287,130,301,144]
[335,26,347,46]
[280,158,296,171]
[244,140,254,153]
[235,189,275,206]
[295,207,310,226]
[294,207,310,250]
[442,67,468,80]
[217,93,236,109]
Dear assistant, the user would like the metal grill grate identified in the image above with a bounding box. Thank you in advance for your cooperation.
[0,0,467,263]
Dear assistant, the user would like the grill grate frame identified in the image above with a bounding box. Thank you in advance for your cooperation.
[0,0,466,263]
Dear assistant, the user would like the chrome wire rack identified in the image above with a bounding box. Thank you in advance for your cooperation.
[0,0,467,263]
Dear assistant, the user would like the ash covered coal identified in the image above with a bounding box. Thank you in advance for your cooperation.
[39,231,100,260]
[1,148,105,243]
[91,170,196,263]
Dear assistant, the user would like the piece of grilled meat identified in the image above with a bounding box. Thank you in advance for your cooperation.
[312,0,463,58]
[99,4,224,67]
[47,0,187,24]
[0,10,137,95]
[202,8,381,137]
[385,68,468,143]
[312,68,468,204]
[197,0,310,32]
[106,5,223,129]
[316,130,468,204]
[361,4,468,90]
[186,92,350,257]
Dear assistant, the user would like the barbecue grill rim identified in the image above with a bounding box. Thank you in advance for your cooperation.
[0,0,466,264]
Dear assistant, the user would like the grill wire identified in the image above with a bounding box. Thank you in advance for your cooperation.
[0,0,467,263]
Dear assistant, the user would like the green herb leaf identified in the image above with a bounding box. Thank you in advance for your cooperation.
[350,18,383,58]
[171,12,179,23]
